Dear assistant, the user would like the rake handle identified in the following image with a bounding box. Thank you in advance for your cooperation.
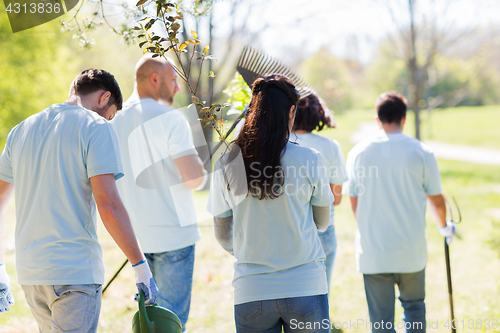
[102,259,128,296]
[445,239,456,333]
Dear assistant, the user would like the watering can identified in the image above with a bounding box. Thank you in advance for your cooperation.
[132,291,183,333]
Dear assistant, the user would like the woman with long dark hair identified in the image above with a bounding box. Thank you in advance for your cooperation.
[292,93,347,292]
[207,75,334,333]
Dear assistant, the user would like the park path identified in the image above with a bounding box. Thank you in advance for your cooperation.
[350,121,500,166]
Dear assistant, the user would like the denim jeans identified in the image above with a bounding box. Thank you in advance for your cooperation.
[318,224,337,291]
[363,269,426,333]
[145,244,195,332]
[234,294,330,333]
[22,284,102,333]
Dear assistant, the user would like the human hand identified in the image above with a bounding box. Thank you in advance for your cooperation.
[439,221,456,245]
[0,263,15,313]
[132,259,158,306]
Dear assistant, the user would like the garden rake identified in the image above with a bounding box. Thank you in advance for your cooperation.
[445,196,462,333]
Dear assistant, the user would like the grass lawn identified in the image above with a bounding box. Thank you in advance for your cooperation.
[1,105,499,332]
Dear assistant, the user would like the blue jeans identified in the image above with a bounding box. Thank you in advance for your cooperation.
[234,294,330,333]
[318,224,337,291]
[363,269,426,333]
[22,284,101,333]
[145,244,195,332]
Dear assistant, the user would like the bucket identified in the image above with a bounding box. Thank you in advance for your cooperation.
[132,291,183,333]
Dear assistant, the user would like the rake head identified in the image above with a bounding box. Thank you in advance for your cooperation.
[236,46,315,99]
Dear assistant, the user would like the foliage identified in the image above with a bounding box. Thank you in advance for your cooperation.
[367,37,500,114]
[133,0,229,140]
[299,47,356,113]
[223,72,252,115]
[0,17,80,147]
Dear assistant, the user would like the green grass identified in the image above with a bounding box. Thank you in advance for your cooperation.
[1,105,500,332]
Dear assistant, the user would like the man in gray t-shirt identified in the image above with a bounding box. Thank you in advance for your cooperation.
[0,69,157,332]
[345,91,457,332]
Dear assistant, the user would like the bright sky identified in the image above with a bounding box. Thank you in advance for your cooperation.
[209,0,500,63]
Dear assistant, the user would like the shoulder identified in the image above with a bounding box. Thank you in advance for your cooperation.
[285,142,322,162]
[401,135,436,157]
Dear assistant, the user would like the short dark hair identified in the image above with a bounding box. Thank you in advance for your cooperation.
[293,94,333,132]
[70,69,123,110]
[375,91,407,124]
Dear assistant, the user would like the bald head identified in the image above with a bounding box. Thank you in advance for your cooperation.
[134,55,180,105]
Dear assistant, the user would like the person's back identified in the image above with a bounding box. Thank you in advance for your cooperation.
[208,75,334,333]
[347,131,440,273]
[0,69,159,332]
[110,56,205,331]
[211,142,330,304]
[4,104,120,284]
[345,91,456,333]
[112,98,201,252]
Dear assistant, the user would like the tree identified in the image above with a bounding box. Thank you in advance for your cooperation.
[379,0,496,140]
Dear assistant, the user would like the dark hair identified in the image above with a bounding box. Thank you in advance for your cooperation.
[292,94,333,132]
[375,91,407,124]
[70,69,123,110]
[235,75,299,200]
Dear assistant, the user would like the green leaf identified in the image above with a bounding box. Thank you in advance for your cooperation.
[167,16,175,22]
[144,19,156,31]
[152,54,160,58]
[208,71,216,78]
[171,22,180,31]
[175,3,180,10]
[139,41,148,48]
[151,35,161,41]
[191,30,198,39]
[136,0,148,6]
[133,26,142,31]
[203,45,210,55]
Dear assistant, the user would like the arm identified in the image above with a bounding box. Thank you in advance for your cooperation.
[174,154,206,189]
[213,216,234,255]
[0,180,14,265]
[91,174,158,304]
[427,194,447,228]
[349,196,358,220]
[330,184,342,206]
[0,179,15,313]
[312,205,330,232]
[90,174,145,265]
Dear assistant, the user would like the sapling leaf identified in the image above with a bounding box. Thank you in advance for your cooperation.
[136,0,148,6]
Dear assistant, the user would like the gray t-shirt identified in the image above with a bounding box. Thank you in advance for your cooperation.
[292,132,347,225]
[207,142,334,305]
[344,132,442,274]
[0,104,123,285]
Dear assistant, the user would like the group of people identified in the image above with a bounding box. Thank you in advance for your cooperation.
[0,54,456,333]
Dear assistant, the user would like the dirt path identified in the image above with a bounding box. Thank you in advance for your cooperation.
[351,121,500,166]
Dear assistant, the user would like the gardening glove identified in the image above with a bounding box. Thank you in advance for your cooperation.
[132,259,158,306]
[0,263,15,313]
[439,221,456,246]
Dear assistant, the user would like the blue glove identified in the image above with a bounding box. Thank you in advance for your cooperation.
[439,221,456,245]
[0,263,15,313]
[132,259,158,306]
